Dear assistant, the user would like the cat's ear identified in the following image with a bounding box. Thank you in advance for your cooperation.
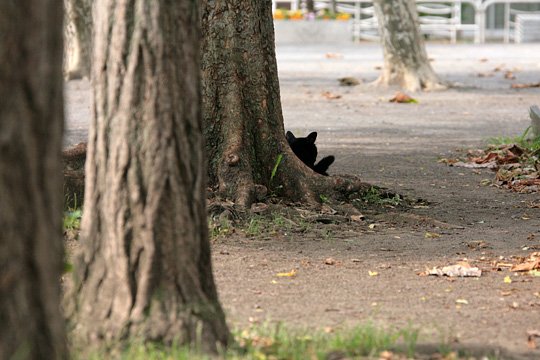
[307,132,317,143]
[286,131,296,143]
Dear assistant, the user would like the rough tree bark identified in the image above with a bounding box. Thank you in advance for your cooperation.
[201,1,369,208]
[68,0,229,352]
[0,1,67,359]
[373,0,446,92]
[64,0,92,79]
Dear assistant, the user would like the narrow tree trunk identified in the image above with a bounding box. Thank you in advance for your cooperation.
[201,1,369,208]
[330,0,338,15]
[64,0,92,79]
[68,0,229,352]
[0,1,67,359]
[373,0,446,92]
[306,0,315,13]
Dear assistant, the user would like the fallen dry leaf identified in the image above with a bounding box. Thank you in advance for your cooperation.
[504,71,516,80]
[368,271,379,277]
[477,72,494,78]
[456,298,469,305]
[276,269,297,277]
[528,330,540,349]
[324,258,336,265]
[325,52,343,59]
[504,275,512,284]
[321,91,342,100]
[511,252,540,272]
[479,58,489,62]
[425,232,441,239]
[389,91,418,104]
[511,82,540,89]
[350,214,365,222]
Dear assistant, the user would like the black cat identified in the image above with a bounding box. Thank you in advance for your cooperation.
[286,131,335,176]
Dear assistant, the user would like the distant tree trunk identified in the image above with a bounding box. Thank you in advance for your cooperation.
[68,0,229,352]
[0,1,67,359]
[330,0,338,14]
[201,0,369,208]
[306,0,315,13]
[64,0,92,79]
[373,0,446,91]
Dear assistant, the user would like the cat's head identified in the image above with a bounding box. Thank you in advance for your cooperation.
[286,131,318,167]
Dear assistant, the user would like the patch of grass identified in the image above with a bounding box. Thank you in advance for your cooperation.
[357,186,403,207]
[64,208,82,231]
[209,218,233,238]
[93,323,421,360]
[246,216,265,236]
[319,194,329,203]
[488,126,540,154]
[270,153,284,182]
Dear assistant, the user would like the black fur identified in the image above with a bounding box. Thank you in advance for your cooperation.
[286,131,335,176]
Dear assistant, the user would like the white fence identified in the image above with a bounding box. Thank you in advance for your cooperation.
[272,0,540,43]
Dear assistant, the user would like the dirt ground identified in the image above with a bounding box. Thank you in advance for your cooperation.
[65,43,540,359]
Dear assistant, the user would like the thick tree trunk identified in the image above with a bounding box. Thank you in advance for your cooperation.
[64,0,92,79]
[373,0,446,92]
[201,1,369,208]
[0,1,67,359]
[68,0,229,352]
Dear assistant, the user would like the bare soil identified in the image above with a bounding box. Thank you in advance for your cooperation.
[65,43,540,359]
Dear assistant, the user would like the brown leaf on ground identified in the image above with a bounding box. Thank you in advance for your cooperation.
[389,91,418,104]
[325,52,343,59]
[511,82,540,89]
[479,58,489,62]
[338,77,360,86]
[466,240,490,250]
[511,252,540,272]
[322,91,342,100]
[504,71,516,80]
[325,258,336,265]
[528,330,540,349]
[477,72,494,78]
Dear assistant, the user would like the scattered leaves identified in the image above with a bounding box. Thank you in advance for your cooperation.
[447,143,539,193]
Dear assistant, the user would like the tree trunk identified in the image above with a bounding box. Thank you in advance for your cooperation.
[0,1,67,359]
[201,1,369,208]
[330,0,338,14]
[68,0,229,352]
[373,0,446,92]
[306,0,315,13]
[64,0,92,80]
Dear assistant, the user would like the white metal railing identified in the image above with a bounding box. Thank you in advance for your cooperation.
[272,0,540,43]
